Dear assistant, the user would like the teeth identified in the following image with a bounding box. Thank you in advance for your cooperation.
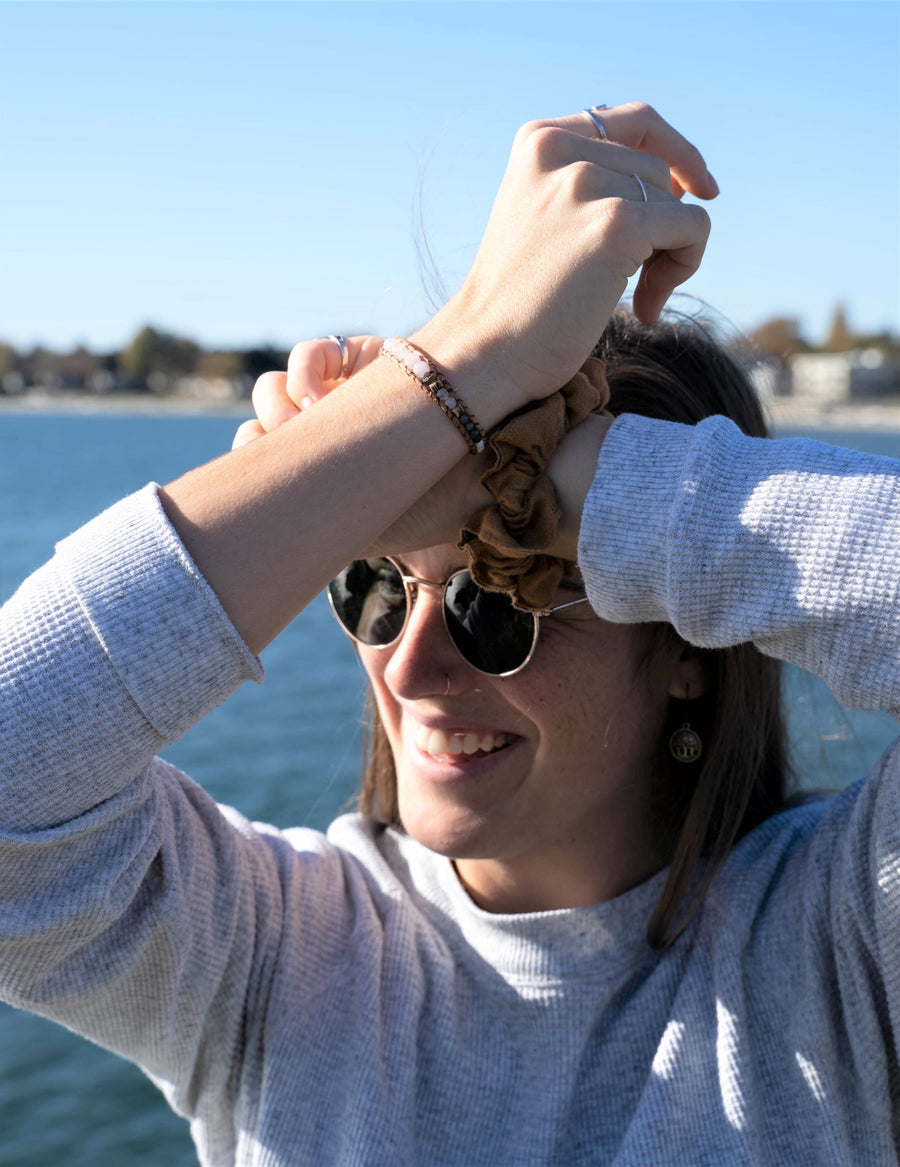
[429,728,450,755]
[414,723,510,759]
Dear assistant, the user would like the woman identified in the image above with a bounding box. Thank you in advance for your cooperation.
[2,104,899,1165]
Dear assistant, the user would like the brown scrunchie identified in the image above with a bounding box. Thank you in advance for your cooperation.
[458,357,611,613]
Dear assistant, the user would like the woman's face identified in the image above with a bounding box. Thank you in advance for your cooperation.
[359,545,697,911]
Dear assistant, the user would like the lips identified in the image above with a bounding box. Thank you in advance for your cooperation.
[412,722,513,761]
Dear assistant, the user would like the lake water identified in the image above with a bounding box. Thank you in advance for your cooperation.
[1,410,898,1165]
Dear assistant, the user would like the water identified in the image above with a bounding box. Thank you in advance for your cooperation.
[0,411,898,1165]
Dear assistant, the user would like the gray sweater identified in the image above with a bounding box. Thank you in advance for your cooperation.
[2,414,900,1165]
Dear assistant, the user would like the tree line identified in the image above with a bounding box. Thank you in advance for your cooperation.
[2,307,896,397]
[0,326,291,396]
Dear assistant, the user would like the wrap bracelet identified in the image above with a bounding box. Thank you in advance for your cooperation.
[380,338,486,455]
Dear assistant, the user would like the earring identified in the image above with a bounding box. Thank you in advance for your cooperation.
[670,722,702,764]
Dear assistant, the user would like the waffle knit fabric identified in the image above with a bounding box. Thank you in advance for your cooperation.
[2,414,900,1165]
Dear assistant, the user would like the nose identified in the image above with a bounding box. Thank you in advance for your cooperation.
[381,582,473,699]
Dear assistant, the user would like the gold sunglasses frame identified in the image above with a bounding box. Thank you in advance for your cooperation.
[328,556,588,678]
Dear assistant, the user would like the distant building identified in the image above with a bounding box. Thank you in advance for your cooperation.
[747,357,792,404]
[789,350,900,404]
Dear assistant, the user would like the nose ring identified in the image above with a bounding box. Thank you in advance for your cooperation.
[444,674,452,697]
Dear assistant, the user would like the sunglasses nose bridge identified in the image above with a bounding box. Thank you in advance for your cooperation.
[398,574,455,644]
[381,577,473,695]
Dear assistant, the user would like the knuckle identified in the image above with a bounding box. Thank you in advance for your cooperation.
[518,124,569,168]
[515,118,545,142]
[564,159,595,195]
[287,341,308,369]
[647,157,673,192]
[601,195,638,227]
[622,100,654,119]
[251,369,282,403]
[687,203,712,237]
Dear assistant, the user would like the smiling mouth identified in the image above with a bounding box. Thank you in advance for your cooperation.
[413,723,514,761]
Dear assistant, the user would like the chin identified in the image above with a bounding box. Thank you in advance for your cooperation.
[398,799,497,861]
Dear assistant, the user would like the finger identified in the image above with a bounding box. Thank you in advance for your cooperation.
[232,418,266,450]
[569,161,674,209]
[251,371,298,431]
[585,143,676,201]
[287,334,383,409]
[630,203,712,322]
[286,340,333,411]
[528,103,717,200]
[527,126,677,200]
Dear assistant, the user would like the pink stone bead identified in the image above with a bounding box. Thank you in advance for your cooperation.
[412,359,430,379]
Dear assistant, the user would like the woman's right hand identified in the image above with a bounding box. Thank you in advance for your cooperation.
[414,102,716,415]
[238,102,716,451]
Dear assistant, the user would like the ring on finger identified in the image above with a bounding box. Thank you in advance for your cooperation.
[321,334,351,381]
[583,106,609,141]
[631,172,649,203]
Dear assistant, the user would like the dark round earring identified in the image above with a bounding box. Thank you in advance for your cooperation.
[669,681,702,764]
[669,722,702,764]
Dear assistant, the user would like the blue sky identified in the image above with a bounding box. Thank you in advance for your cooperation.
[1,1,898,352]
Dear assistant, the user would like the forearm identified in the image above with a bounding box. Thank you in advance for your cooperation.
[0,486,260,832]
[580,414,900,713]
[160,325,518,656]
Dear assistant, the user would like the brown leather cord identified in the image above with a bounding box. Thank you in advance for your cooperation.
[459,357,611,613]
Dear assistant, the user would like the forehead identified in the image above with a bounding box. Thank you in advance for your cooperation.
[397,544,466,582]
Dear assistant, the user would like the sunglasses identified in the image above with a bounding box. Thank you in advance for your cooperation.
[328,556,589,677]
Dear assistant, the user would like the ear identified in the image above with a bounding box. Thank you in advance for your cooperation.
[667,646,707,701]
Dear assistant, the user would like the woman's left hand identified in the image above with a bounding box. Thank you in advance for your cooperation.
[232,334,492,550]
[232,334,383,449]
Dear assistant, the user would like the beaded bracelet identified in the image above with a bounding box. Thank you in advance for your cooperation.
[380,338,486,454]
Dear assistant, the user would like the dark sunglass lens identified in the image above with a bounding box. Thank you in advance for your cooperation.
[443,573,535,674]
[329,558,408,646]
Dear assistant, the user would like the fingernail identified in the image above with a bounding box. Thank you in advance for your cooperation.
[299,396,313,411]
[706,171,719,196]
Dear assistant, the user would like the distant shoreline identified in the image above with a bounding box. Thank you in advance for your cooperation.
[4,391,900,434]
[767,400,900,433]
[0,392,251,417]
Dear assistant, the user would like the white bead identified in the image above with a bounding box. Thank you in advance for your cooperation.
[444,396,456,409]
[413,359,430,379]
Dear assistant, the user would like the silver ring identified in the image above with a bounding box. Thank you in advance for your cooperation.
[322,334,350,380]
[583,106,609,141]
[631,172,649,203]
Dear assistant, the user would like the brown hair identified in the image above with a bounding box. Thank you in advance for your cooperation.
[358,309,790,949]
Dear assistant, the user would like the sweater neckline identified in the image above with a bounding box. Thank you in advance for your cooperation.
[400,831,667,986]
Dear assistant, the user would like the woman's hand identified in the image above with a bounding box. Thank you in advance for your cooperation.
[236,102,716,450]
[415,102,716,412]
[232,336,492,551]
[233,334,383,449]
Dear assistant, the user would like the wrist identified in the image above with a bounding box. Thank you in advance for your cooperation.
[411,306,524,430]
[545,413,613,561]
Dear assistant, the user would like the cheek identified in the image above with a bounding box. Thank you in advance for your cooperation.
[519,638,667,755]
[359,649,400,728]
